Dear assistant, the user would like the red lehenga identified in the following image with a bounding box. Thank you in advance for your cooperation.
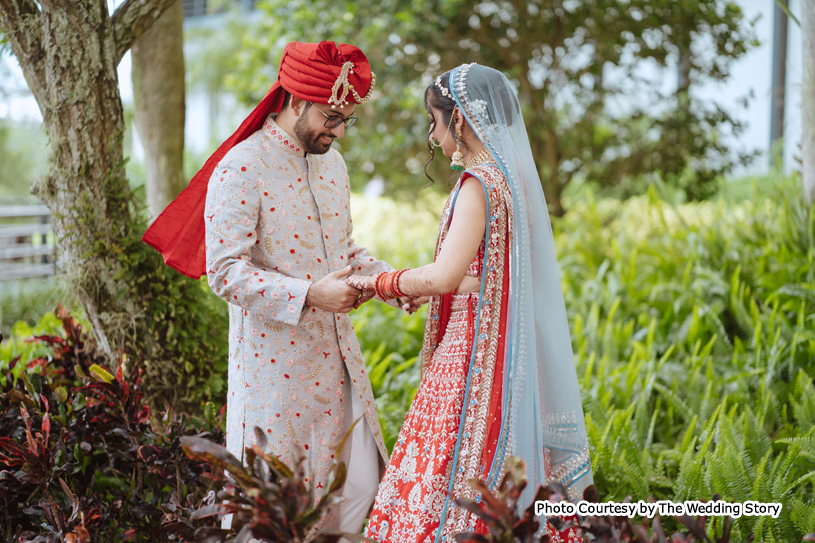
[364,165,580,543]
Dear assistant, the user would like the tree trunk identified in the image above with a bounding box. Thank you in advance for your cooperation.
[0,0,226,411]
[770,0,788,153]
[803,2,815,204]
[132,0,187,221]
[27,3,134,359]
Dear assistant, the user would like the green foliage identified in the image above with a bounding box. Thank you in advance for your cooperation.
[559,175,815,540]
[0,118,48,198]
[104,194,231,410]
[184,8,254,156]
[0,119,230,411]
[0,309,67,383]
[231,0,758,212]
[0,277,65,351]
[349,173,815,541]
[0,305,224,542]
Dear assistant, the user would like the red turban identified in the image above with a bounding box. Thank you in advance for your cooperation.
[141,41,375,279]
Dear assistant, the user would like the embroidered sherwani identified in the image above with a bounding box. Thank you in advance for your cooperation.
[204,116,390,503]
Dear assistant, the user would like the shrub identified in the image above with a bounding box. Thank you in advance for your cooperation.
[0,304,224,542]
[357,176,815,541]
[167,426,358,543]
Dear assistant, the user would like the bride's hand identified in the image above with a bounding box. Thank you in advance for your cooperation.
[401,296,430,315]
[343,274,377,309]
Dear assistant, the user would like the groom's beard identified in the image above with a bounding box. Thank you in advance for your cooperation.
[294,115,335,155]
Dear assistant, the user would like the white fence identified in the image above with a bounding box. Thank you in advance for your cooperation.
[183,0,258,19]
[0,204,54,281]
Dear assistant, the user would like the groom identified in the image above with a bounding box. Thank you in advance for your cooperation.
[158,41,394,532]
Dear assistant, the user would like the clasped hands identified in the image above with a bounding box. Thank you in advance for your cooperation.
[343,272,427,313]
[303,266,427,314]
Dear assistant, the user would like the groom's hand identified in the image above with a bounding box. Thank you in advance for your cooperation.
[402,296,430,315]
[306,266,361,314]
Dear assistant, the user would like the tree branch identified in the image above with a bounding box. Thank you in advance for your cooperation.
[111,0,177,65]
[0,0,47,106]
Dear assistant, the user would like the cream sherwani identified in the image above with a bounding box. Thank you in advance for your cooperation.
[204,116,390,529]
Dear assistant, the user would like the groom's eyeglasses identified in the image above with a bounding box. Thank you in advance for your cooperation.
[311,103,359,129]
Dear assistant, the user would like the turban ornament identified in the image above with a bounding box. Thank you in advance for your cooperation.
[329,61,376,108]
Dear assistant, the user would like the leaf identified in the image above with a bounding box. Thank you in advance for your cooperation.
[72,525,91,543]
[253,425,268,451]
[180,436,254,488]
[204,401,216,424]
[653,513,668,543]
[267,451,295,481]
[59,477,74,501]
[88,364,114,384]
[5,389,35,406]
[773,0,800,26]
[297,504,334,530]
[42,413,51,444]
[54,386,68,404]
[672,514,712,543]
[234,524,255,543]
[326,459,347,495]
[454,497,501,530]
[190,504,230,519]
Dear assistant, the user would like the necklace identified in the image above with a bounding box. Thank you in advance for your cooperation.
[466,149,494,169]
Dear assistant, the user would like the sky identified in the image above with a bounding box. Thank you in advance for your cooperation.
[0,0,805,176]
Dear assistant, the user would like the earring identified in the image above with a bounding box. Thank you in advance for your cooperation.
[450,125,465,171]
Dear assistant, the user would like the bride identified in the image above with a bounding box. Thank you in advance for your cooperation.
[346,63,593,543]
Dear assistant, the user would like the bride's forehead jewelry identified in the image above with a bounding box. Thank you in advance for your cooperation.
[435,76,453,100]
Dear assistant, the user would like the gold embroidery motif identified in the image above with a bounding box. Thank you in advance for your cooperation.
[264,237,275,255]
[306,364,323,380]
[256,154,271,170]
[313,394,332,405]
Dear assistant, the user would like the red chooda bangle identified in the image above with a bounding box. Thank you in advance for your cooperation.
[374,269,410,300]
